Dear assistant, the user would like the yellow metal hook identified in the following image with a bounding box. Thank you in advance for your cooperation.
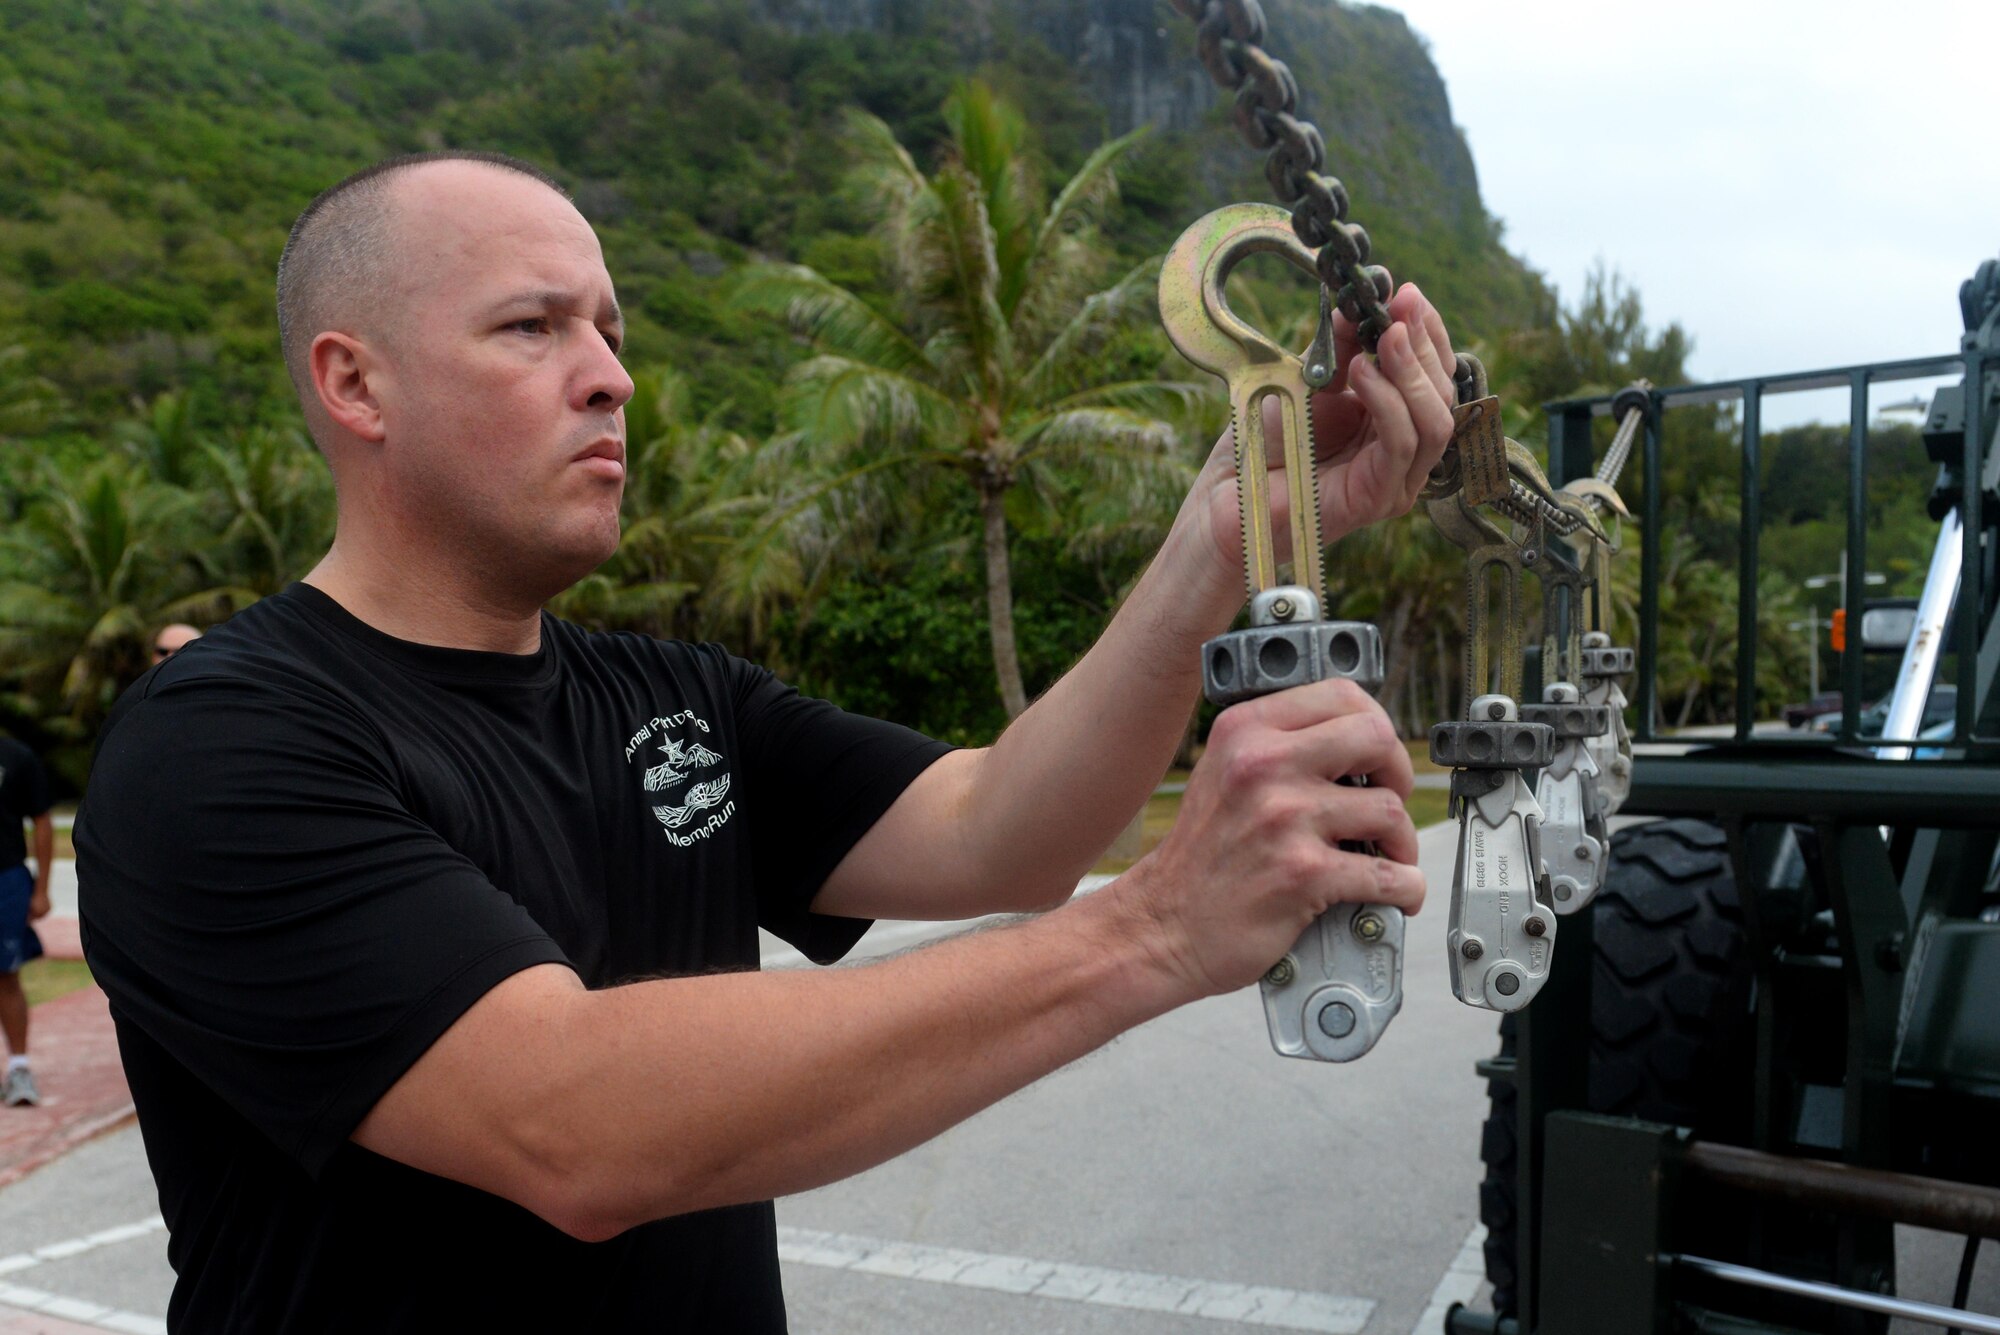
[1159,203,1329,604]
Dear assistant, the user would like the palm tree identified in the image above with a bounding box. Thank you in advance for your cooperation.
[737,82,1201,719]
[116,389,208,489]
[201,424,336,597]
[0,454,253,742]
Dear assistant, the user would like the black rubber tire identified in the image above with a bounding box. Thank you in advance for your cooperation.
[1478,817,1755,1317]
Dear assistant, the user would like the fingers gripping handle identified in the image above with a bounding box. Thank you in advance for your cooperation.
[1201,592,1404,1063]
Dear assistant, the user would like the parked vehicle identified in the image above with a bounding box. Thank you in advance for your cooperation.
[1811,684,1957,735]
[1781,691,1842,728]
[1456,255,2000,1335]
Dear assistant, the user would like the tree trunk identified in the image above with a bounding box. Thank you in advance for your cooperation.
[1377,594,1414,735]
[979,482,1030,720]
[1676,680,1701,731]
[1434,623,1456,725]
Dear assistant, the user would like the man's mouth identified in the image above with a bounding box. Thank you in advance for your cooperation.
[572,438,626,479]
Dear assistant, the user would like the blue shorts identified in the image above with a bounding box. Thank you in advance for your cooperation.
[0,864,42,974]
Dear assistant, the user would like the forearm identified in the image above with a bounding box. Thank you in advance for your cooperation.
[961,501,1241,895]
[506,888,1181,1238]
[31,817,52,895]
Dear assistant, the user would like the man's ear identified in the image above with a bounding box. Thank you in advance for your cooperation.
[311,331,388,444]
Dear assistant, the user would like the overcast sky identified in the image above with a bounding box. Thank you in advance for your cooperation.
[1384,0,1999,424]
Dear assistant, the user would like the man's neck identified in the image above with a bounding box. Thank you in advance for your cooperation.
[303,542,546,655]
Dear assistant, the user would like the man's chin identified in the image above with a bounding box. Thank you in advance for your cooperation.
[538,516,624,594]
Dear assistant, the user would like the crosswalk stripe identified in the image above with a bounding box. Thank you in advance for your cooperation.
[777,1226,1374,1332]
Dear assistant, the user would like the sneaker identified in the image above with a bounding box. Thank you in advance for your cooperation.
[2,1067,38,1107]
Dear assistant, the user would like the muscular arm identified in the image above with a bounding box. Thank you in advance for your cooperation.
[355,679,1422,1241]
[357,889,1177,1241]
[816,290,1458,921]
[813,515,1237,921]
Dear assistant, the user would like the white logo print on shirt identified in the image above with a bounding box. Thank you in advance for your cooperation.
[623,710,736,846]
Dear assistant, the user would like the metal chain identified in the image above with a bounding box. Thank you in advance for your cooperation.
[1168,0,1395,352]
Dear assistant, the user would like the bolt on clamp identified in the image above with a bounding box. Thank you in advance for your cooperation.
[1160,203,1404,1063]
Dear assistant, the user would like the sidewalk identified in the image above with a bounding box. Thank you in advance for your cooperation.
[4,858,134,1194]
[0,982,133,1193]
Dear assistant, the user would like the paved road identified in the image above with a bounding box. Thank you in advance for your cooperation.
[772,820,1497,1335]
[8,821,1995,1333]
[6,822,1494,1333]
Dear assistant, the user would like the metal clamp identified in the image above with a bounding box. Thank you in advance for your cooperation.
[1579,631,1635,816]
[1434,695,1558,1011]
[1527,683,1608,914]
[1162,205,1404,1063]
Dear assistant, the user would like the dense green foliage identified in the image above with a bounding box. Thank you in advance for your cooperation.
[0,0,1953,789]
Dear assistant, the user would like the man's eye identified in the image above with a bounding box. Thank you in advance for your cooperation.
[510,318,549,336]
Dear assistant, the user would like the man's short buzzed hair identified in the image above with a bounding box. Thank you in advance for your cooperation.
[275,150,569,406]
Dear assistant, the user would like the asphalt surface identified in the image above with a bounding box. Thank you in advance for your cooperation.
[6,819,1996,1333]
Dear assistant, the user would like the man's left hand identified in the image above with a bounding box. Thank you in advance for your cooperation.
[28,889,50,922]
[1185,282,1458,590]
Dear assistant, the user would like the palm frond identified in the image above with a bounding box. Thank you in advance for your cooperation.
[1014,256,1163,408]
[841,108,930,222]
[733,264,935,378]
[1014,406,1181,465]
[781,355,966,455]
[1028,124,1150,274]
[1040,378,1213,423]
[945,81,1039,317]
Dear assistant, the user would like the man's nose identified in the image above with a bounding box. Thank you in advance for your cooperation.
[576,335,635,415]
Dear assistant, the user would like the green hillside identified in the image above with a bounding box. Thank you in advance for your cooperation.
[0,0,1547,432]
[1,0,1621,785]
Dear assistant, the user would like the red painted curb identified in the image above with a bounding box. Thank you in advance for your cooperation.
[0,986,134,1190]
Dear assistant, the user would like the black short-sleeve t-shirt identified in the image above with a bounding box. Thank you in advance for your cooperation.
[76,584,951,1333]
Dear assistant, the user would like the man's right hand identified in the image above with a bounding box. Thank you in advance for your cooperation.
[1113,678,1424,999]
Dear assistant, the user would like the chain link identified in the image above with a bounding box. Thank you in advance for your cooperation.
[1171,0,1395,351]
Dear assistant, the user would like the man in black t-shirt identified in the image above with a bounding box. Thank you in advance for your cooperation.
[1,734,54,1109]
[79,151,1463,1331]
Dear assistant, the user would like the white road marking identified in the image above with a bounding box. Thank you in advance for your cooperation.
[0,1281,164,1335]
[0,1216,167,1334]
[1409,1224,1487,1335]
[776,1226,1374,1332]
[761,873,1121,968]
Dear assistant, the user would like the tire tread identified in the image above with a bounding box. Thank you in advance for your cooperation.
[1476,818,1754,1317]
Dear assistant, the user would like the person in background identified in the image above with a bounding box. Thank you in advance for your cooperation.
[0,734,54,1108]
[151,624,203,664]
